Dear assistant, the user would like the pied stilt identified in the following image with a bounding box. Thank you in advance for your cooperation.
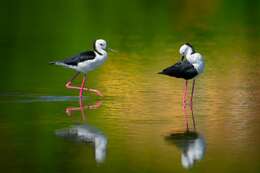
[50,39,109,97]
[159,43,205,108]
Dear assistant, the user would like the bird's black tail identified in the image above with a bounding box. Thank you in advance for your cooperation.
[157,71,164,74]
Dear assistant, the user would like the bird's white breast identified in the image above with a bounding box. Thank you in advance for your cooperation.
[186,53,205,74]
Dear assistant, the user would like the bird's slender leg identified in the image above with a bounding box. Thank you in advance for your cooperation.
[84,75,103,96]
[65,72,82,90]
[87,88,103,96]
[190,102,196,130]
[182,80,188,108]
[189,80,196,130]
[79,75,86,98]
[182,80,189,129]
[65,72,103,96]
[190,79,196,107]
[65,72,89,92]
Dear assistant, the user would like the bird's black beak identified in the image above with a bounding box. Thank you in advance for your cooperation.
[181,55,184,61]
[108,48,118,53]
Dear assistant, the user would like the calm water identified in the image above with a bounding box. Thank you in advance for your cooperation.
[1,0,260,172]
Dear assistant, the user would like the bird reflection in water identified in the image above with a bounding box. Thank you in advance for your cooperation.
[55,98,107,163]
[165,106,206,169]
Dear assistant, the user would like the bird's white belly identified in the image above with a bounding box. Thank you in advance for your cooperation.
[77,56,107,73]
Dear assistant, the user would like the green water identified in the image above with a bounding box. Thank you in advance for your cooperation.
[1,0,260,172]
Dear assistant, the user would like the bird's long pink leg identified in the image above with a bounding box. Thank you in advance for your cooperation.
[79,75,86,98]
[182,80,188,108]
[190,80,196,130]
[84,76,103,96]
[182,80,189,129]
[88,88,103,96]
[65,72,83,90]
[65,72,103,96]
[190,102,196,130]
[190,79,195,107]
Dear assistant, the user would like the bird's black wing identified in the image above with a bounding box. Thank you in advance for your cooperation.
[159,60,198,80]
[61,51,96,66]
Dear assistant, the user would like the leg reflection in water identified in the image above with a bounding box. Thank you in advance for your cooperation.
[55,98,107,163]
[65,97,102,120]
[183,100,196,130]
[165,105,206,169]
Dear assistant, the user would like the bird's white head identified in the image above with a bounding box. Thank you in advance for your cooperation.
[179,43,194,56]
[95,39,107,50]
[94,39,107,55]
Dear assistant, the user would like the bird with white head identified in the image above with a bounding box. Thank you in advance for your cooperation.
[159,43,205,108]
[50,39,111,97]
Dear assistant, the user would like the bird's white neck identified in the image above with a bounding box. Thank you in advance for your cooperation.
[95,47,107,56]
[185,48,194,56]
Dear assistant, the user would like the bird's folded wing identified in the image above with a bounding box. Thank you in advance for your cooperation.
[62,51,96,66]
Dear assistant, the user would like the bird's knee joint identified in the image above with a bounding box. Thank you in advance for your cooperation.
[65,81,72,87]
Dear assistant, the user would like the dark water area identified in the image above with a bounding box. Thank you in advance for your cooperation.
[0,0,260,172]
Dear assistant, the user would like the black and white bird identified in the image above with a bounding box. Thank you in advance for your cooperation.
[159,43,205,107]
[50,39,109,97]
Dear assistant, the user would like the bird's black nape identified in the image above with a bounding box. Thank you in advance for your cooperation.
[93,40,97,50]
[184,43,195,54]
[185,43,193,49]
